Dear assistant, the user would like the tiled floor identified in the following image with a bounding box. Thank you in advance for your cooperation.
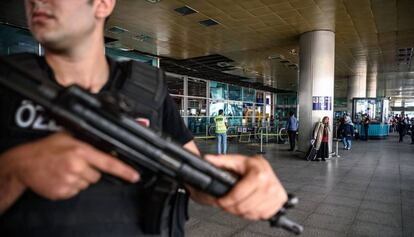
[186,134,414,237]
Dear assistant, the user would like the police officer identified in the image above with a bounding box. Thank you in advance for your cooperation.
[0,0,288,236]
[214,109,228,154]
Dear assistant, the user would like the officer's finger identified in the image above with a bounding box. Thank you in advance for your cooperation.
[231,188,277,220]
[76,178,90,191]
[79,166,102,184]
[217,170,258,208]
[82,147,139,183]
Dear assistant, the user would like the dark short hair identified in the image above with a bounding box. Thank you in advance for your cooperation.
[289,111,294,116]
[219,109,224,115]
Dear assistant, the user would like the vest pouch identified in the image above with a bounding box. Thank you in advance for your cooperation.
[168,188,189,237]
[140,176,178,236]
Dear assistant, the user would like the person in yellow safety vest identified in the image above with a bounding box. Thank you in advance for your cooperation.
[214,109,228,154]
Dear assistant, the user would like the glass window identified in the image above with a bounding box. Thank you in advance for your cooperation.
[210,81,228,100]
[188,98,206,116]
[171,96,184,116]
[0,24,39,56]
[188,116,207,136]
[277,94,297,106]
[394,100,402,107]
[255,103,265,126]
[289,94,298,105]
[405,100,414,107]
[209,100,226,117]
[243,102,255,127]
[228,85,242,101]
[256,91,264,104]
[187,98,207,136]
[209,100,226,129]
[227,101,243,126]
[166,75,184,95]
[243,88,256,102]
[188,78,207,97]
[353,98,377,121]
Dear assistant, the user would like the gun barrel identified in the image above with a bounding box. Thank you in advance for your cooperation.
[0,56,303,235]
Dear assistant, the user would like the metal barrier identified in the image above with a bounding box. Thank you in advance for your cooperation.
[330,138,341,158]
[195,126,289,144]
[257,128,266,154]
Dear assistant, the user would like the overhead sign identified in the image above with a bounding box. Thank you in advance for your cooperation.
[312,96,332,111]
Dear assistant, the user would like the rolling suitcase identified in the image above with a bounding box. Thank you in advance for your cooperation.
[305,140,318,161]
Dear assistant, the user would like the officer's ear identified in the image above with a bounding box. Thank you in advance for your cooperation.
[94,0,116,22]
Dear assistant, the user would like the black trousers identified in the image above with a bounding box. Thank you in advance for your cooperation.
[411,130,414,144]
[317,142,329,160]
[288,130,296,150]
[364,125,369,140]
[399,130,405,142]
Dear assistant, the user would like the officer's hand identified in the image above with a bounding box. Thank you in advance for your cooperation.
[10,132,139,200]
[204,154,287,220]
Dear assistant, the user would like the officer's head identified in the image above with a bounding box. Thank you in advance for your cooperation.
[25,0,115,52]
[289,111,294,117]
[218,109,224,115]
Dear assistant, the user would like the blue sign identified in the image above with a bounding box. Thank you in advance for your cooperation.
[312,96,332,111]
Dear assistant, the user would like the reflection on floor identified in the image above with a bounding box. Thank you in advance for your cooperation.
[186,134,414,237]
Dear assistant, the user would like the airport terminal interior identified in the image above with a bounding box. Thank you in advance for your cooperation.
[0,0,413,236]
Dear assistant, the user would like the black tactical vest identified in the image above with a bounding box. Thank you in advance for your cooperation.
[0,54,185,237]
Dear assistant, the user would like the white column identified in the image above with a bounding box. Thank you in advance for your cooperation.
[183,76,188,126]
[298,30,335,153]
[366,73,377,98]
[347,74,367,114]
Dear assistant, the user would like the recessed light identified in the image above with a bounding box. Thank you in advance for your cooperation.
[288,49,297,55]
[174,6,198,16]
[199,19,219,27]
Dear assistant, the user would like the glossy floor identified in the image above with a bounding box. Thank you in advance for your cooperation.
[186,134,414,237]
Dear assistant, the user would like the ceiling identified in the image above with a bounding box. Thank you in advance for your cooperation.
[2,0,414,100]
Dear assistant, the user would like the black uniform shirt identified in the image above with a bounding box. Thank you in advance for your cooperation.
[0,53,193,237]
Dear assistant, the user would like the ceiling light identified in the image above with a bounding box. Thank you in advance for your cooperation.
[174,6,198,16]
[288,49,298,55]
[199,19,219,27]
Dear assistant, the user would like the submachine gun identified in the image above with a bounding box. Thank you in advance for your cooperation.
[0,57,303,235]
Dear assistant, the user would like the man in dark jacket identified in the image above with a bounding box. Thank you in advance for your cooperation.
[411,118,414,144]
[398,113,407,142]
[342,119,354,150]
[363,114,370,141]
